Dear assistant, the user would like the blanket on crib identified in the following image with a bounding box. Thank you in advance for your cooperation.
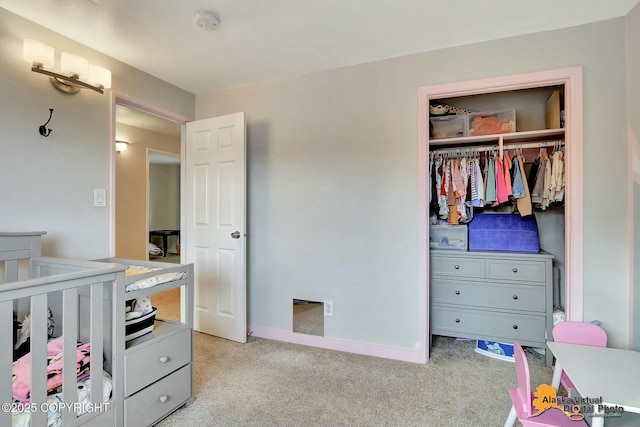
[124,265,187,292]
[12,337,91,403]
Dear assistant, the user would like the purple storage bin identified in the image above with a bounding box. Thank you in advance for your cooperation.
[468,213,540,253]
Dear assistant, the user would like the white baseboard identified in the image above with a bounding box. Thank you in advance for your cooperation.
[249,325,424,364]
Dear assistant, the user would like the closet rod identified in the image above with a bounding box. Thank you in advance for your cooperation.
[506,139,565,151]
[430,145,498,156]
[430,139,564,156]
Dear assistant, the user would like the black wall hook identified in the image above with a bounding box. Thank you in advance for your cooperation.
[39,108,54,137]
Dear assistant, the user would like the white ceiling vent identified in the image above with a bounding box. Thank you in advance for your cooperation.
[195,11,221,31]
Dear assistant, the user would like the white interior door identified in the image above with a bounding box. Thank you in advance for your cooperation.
[184,112,246,343]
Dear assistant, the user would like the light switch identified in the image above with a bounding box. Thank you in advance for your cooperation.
[94,189,106,207]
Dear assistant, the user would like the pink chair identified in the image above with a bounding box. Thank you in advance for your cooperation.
[504,342,587,427]
[552,321,607,396]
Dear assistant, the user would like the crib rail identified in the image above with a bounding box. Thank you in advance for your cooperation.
[0,257,126,427]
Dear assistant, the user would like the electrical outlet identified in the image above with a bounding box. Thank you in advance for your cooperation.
[324,300,333,316]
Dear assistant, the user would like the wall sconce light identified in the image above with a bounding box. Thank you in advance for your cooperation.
[23,39,111,94]
[115,140,129,152]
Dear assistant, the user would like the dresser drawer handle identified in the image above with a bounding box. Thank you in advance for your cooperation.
[512,324,518,330]
[512,295,518,300]
[159,395,168,403]
[159,356,169,364]
[455,290,460,295]
[512,267,518,273]
[455,318,460,323]
[454,265,460,270]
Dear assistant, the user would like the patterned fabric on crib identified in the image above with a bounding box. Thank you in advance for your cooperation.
[12,336,91,403]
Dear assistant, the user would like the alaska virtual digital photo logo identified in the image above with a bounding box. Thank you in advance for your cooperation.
[529,384,624,421]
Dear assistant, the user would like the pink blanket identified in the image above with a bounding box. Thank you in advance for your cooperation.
[12,336,91,403]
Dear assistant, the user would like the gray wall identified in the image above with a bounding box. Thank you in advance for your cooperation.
[149,164,180,232]
[149,163,180,255]
[197,18,632,349]
[627,2,640,351]
[0,8,194,258]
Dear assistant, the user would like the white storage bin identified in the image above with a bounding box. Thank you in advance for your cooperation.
[430,114,467,139]
[467,109,516,136]
[429,224,468,251]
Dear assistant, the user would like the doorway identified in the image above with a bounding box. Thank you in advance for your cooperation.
[111,97,248,340]
[112,95,188,321]
[114,103,182,260]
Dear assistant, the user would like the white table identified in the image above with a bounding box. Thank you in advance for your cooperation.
[547,342,640,427]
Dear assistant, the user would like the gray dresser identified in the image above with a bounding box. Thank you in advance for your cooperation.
[430,250,554,365]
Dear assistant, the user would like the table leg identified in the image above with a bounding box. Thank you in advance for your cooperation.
[504,406,517,427]
[590,407,605,427]
[163,235,168,256]
[551,361,562,390]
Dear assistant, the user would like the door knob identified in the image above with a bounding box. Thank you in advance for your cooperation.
[231,231,241,239]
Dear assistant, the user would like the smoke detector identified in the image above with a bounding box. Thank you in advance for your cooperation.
[195,10,221,31]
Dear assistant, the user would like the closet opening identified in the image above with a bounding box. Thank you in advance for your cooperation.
[418,67,584,364]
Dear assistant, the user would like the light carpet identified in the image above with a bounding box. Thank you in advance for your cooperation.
[157,334,553,427]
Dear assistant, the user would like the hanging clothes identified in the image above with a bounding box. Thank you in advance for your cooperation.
[503,153,513,200]
[549,149,565,203]
[457,157,469,221]
[437,156,449,219]
[511,154,525,199]
[430,141,563,220]
[448,158,460,224]
[430,154,439,215]
[484,154,497,205]
[527,155,540,194]
[541,155,553,210]
[530,153,547,206]
[515,154,533,216]
[470,156,485,207]
[494,156,509,205]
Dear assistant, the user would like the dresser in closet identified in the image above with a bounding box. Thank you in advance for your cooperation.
[417,67,584,365]
[431,250,554,365]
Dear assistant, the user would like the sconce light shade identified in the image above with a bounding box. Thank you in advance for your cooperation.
[89,65,112,89]
[115,140,129,152]
[23,39,54,68]
[60,52,88,79]
[24,39,111,95]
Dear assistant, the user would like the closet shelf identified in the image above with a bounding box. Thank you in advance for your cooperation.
[429,128,565,146]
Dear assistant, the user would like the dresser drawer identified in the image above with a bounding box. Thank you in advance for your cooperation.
[485,259,547,283]
[431,256,484,279]
[125,327,192,396]
[431,306,546,343]
[431,279,546,313]
[125,364,191,427]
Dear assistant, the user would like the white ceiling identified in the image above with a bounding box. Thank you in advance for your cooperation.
[2,0,639,95]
